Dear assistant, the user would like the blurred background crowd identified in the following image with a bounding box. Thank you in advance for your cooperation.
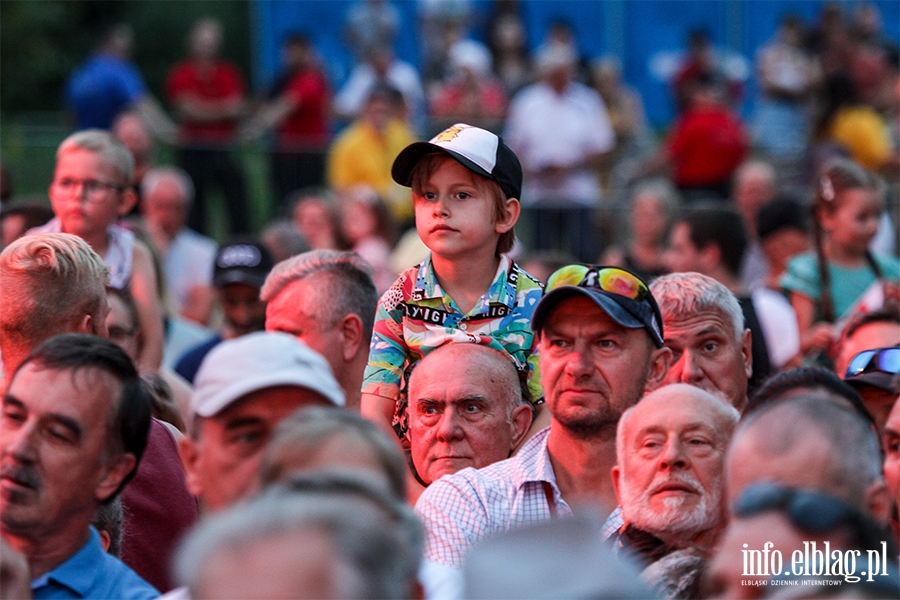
[1,0,898,338]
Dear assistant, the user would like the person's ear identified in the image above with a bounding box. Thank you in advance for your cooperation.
[338,314,364,362]
[741,329,753,379]
[644,346,672,393]
[508,404,533,451]
[611,464,623,504]
[116,187,138,217]
[864,479,893,526]
[76,313,95,334]
[98,529,112,553]
[495,197,520,234]
[179,434,205,498]
[95,452,136,503]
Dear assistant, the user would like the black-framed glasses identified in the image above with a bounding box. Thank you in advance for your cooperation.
[845,347,900,379]
[52,178,126,202]
[734,482,865,534]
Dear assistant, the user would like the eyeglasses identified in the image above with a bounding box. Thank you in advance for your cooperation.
[845,347,900,379]
[546,264,650,301]
[734,482,865,534]
[52,178,126,202]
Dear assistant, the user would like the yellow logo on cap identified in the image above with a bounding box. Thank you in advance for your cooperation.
[433,124,469,143]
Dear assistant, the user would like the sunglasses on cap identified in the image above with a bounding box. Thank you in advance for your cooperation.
[546,264,650,300]
[541,264,664,347]
[845,346,900,379]
[734,482,866,534]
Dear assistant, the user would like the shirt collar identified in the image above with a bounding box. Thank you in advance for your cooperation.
[33,527,104,597]
[414,254,516,311]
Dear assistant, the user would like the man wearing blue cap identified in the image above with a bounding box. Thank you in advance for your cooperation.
[415,265,670,599]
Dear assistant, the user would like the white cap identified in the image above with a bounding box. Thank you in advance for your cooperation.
[190,331,345,419]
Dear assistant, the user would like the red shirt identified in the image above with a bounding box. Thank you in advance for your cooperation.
[276,68,331,149]
[667,105,748,187]
[166,59,245,144]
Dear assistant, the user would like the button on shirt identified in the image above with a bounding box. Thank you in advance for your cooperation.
[362,253,543,403]
[31,527,159,599]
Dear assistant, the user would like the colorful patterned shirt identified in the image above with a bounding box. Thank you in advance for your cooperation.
[362,253,543,406]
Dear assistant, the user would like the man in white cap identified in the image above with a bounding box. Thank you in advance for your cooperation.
[179,331,344,513]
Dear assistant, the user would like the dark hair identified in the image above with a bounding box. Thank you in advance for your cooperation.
[746,366,873,427]
[811,158,883,322]
[814,72,861,138]
[16,333,152,501]
[680,205,748,277]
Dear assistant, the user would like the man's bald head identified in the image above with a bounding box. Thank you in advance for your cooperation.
[407,343,531,484]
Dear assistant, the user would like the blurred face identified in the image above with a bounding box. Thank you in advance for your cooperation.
[414,158,511,261]
[661,308,752,411]
[733,171,774,224]
[49,149,131,239]
[293,199,335,250]
[340,199,377,244]
[1,364,132,540]
[105,294,140,361]
[705,513,815,599]
[195,528,338,599]
[631,193,668,244]
[665,222,703,274]
[760,228,810,277]
[220,283,267,336]
[407,348,531,484]
[266,276,344,377]
[834,321,900,380]
[182,386,331,511]
[142,178,188,239]
[883,400,900,507]
[538,297,667,438]
[821,189,883,258]
[614,386,730,541]
[262,433,386,487]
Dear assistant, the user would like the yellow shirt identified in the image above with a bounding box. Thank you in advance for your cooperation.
[326,118,417,223]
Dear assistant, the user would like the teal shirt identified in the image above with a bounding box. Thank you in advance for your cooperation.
[781,252,900,320]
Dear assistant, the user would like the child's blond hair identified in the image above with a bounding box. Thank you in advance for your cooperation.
[57,129,135,186]
[410,153,516,255]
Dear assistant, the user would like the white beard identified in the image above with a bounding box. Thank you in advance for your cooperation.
[619,472,722,541]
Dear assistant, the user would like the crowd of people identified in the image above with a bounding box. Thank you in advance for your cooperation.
[1,1,900,599]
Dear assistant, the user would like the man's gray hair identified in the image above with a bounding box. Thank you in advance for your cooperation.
[0,233,109,348]
[650,272,745,339]
[260,250,378,339]
[175,472,422,599]
[261,406,408,502]
[735,395,883,506]
[57,129,134,185]
[140,166,195,207]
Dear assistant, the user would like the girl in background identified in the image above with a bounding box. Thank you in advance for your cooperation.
[781,157,899,362]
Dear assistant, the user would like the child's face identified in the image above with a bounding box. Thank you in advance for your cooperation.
[822,189,883,257]
[414,158,510,259]
[49,149,131,238]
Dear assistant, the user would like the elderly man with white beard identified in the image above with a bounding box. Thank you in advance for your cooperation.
[611,384,739,599]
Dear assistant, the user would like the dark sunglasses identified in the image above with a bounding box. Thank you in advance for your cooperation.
[845,346,900,379]
[734,482,864,534]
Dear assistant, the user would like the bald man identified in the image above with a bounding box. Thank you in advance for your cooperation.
[406,343,533,486]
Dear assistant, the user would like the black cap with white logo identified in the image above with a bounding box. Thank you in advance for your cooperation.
[212,237,274,289]
[392,123,523,201]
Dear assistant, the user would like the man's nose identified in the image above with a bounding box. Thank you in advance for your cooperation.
[659,438,689,470]
[564,347,595,378]
[2,423,39,464]
[435,410,464,442]
[672,350,704,384]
